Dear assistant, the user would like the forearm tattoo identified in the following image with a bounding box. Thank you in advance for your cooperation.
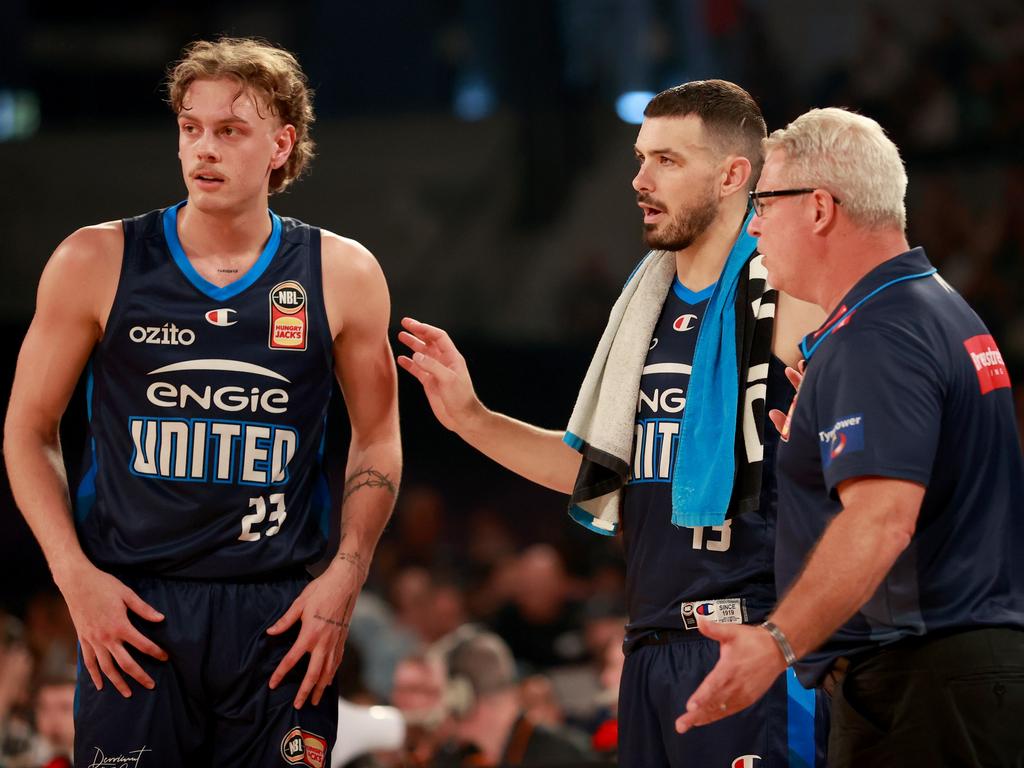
[342,467,397,502]
[334,533,368,578]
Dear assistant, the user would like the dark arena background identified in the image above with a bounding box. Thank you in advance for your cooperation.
[1,1,1022,765]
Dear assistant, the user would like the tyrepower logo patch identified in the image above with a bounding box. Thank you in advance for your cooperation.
[269,280,307,351]
[818,414,864,469]
[280,727,327,768]
[964,335,1011,395]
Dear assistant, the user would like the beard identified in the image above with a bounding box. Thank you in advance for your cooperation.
[642,189,719,251]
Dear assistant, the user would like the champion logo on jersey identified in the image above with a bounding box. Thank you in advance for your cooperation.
[731,756,762,768]
[280,727,327,768]
[205,308,237,327]
[269,280,308,351]
[673,314,698,332]
[964,334,1011,395]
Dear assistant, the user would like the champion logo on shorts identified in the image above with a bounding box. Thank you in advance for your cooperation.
[964,334,1011,395]
[280,727,327,768]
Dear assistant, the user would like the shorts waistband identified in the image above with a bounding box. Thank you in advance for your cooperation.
[111,565,311,585]
[627,597,758,654]
[627,629,698,653]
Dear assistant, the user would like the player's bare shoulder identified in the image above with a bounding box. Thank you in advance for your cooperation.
[40,221,124,332]
[319,230,391,340]
[773,291,826,368]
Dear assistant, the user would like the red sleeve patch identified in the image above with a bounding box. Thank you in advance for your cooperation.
[964,334,1011,394]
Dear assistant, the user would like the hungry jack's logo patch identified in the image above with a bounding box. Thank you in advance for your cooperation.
[269,280,307,351]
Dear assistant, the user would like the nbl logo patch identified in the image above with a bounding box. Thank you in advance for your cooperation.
[269,280,308,351]
[280,727,327,768]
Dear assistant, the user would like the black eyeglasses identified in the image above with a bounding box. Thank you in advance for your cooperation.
[748,188,841,216]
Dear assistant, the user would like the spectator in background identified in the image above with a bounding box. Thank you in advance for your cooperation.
[591,625,625,760]
[0,613,35,768]
[383,653,451,768]
[390,567,469,646]
[29,667,76,768]
[433,627,596,767]
[488,545,587,672]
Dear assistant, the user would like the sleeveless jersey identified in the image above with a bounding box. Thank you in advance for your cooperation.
[621,278,788,646]
[75,202,334,579]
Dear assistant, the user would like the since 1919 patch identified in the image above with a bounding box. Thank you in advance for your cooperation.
[269,280,308,351]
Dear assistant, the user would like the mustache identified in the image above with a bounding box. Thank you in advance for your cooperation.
[637,194,666,210]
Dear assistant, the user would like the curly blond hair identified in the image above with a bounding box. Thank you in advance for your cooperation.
[167,37,315,194]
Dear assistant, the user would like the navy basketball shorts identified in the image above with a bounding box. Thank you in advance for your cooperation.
[619,632,824,768]
[74,573,338,768]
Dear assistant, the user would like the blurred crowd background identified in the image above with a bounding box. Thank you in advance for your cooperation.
[1,0,1022,765]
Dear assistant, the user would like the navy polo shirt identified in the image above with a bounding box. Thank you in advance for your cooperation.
[776,247,1024,687]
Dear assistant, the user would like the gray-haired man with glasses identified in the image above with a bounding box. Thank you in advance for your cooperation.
[678,107,1024,768]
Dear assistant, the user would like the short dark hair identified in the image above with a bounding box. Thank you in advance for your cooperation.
[645,79,767,187]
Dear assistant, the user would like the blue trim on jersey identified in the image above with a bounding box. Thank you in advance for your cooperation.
[316,416,331,538]
[162,201,283,301]
[786,667,816,767]
[563,431,584,450]
[315,474,332,539]
[568,505,618,536]
[85,360,94,421]
[672,278,716,305]
[800,268,937,361]
[74,646,82,719]
[75,365,98,523]
[75,459,98,524]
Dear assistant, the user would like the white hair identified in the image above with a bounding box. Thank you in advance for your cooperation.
[763,107,907,231]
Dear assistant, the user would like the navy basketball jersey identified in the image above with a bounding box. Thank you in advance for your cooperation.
[621,278,787,646]
[75,201,335,579]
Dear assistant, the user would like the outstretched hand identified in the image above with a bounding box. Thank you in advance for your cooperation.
[396,317,481,433]
[768,360,805,437]
[674,618,786,733]
[60,564,168,697]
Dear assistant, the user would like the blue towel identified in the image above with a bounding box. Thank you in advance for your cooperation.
[671,210,758,527]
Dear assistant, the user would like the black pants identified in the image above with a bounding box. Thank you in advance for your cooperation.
[829,627,1024,767]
